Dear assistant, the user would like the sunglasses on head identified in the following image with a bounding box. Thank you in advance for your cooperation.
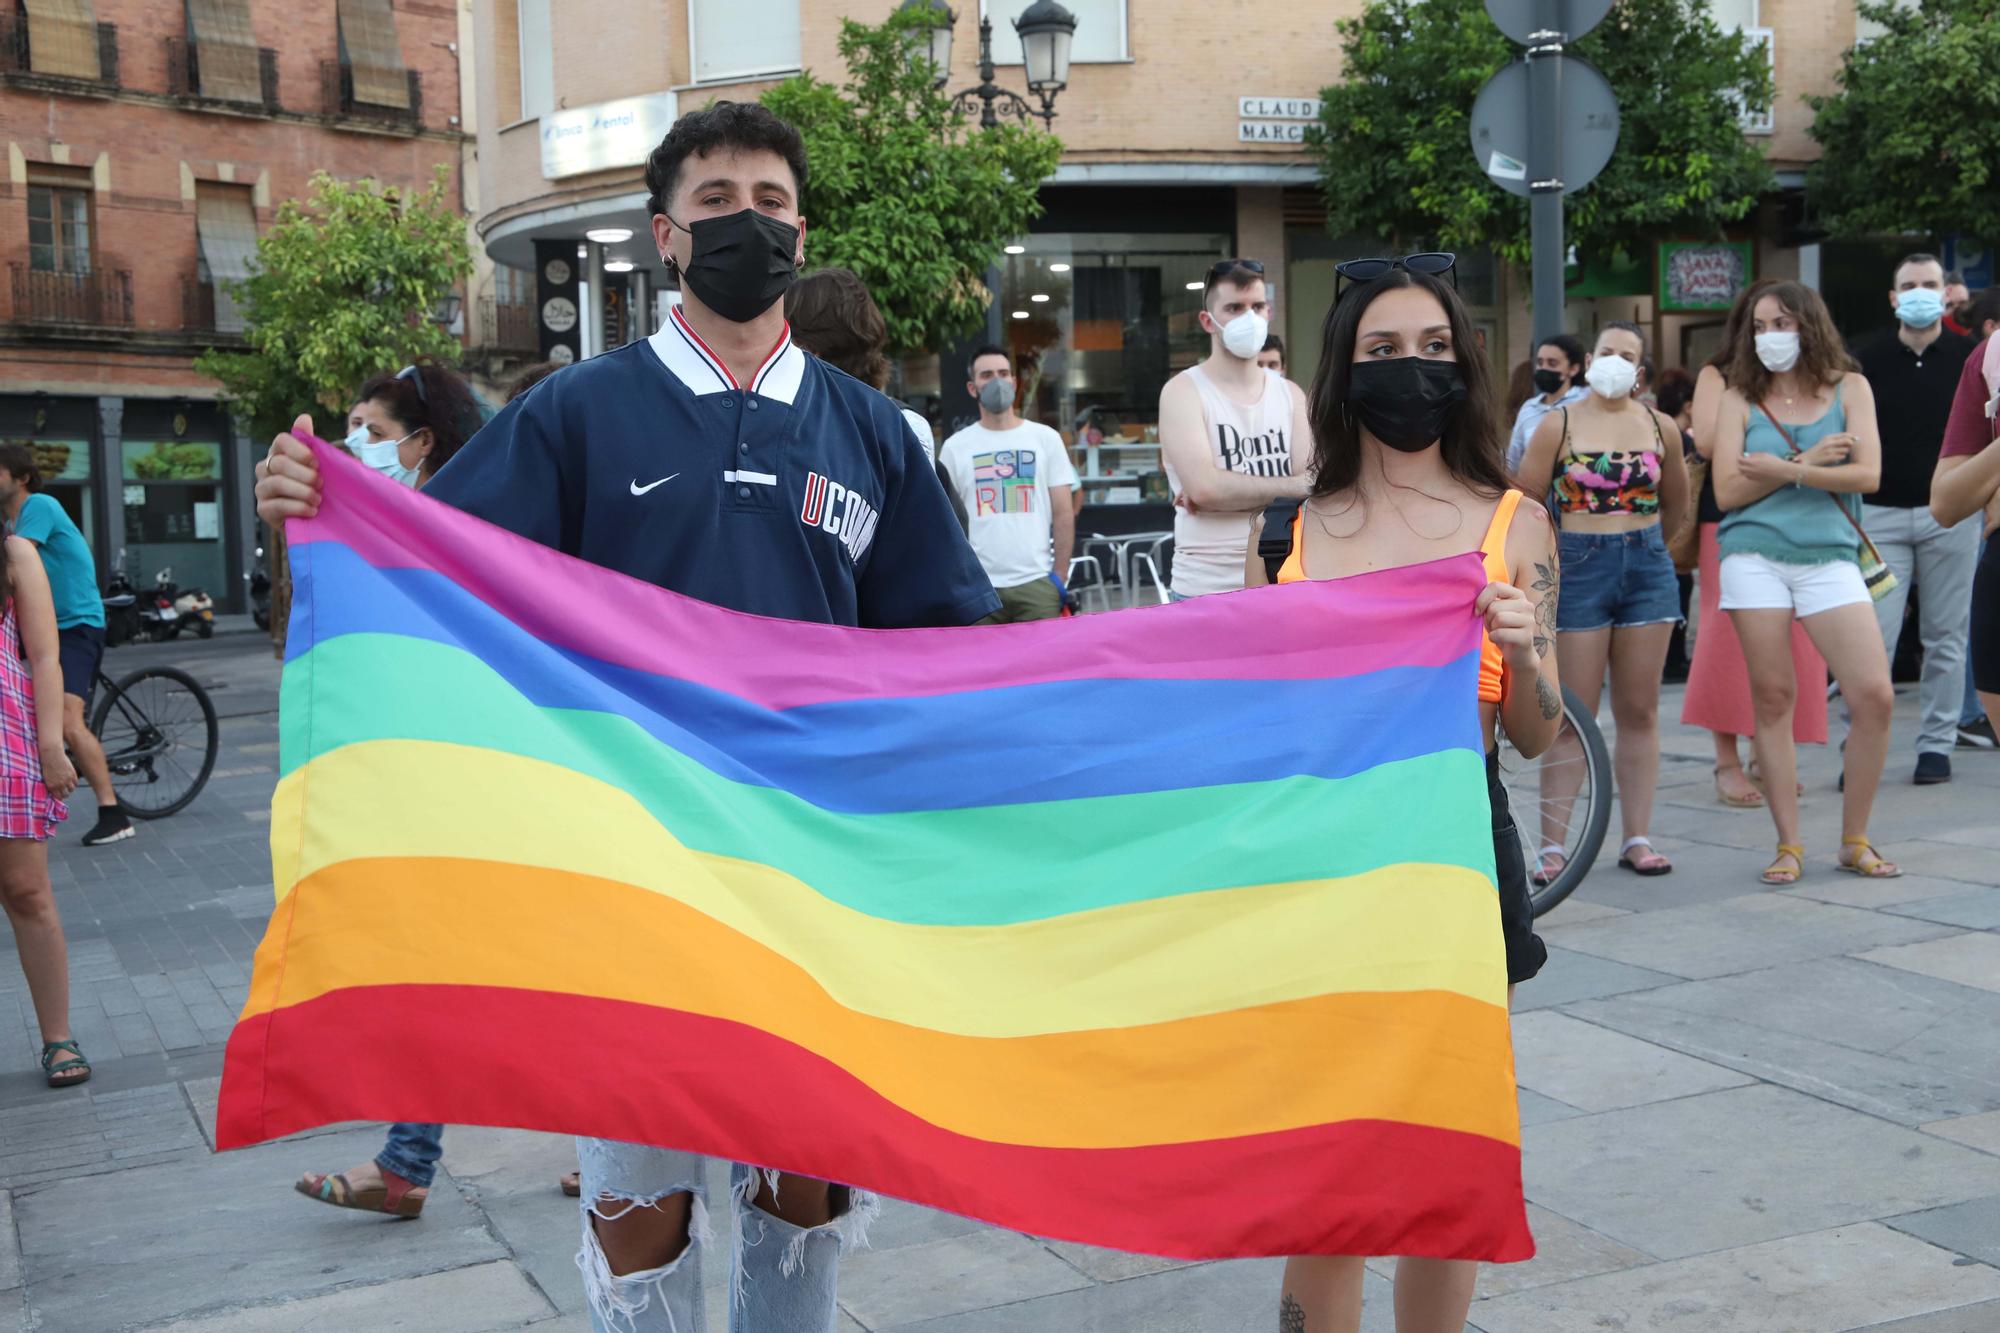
[1334,252,1458,301]
[395,364,429,410]
[1203,257,1266,293]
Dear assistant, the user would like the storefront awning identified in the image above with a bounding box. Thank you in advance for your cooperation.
[197,188,259,334]
[20,0,101,81]
[336,0,409,110]
[186,0,262,104]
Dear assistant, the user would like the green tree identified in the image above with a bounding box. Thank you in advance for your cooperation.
[761,5,1063,356]
[194,167,470,440]
[1310,0,1775,267]
[1807,0,2000,242]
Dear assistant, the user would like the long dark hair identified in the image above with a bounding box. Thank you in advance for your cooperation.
[1305,269,1510,501]
[1722,280,1856,406]
[353,357,482,479]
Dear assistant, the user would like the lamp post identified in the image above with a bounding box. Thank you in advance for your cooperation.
[902,0,1077,129]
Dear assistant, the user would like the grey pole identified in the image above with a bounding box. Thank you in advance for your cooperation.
[1528,0,1564,345]
[584,241,606,360]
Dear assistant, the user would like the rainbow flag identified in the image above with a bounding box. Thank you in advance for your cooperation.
[218,437,1531,1263]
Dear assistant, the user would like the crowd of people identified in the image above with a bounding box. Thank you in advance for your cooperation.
[0,92,1995,1333]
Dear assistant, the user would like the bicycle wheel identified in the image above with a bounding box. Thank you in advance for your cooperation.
[1496,684,1613,918]
[88,666,219,819]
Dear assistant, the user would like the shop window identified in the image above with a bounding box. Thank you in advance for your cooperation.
[123,441,225,602]
[997,232,1227,505]
[195,181,259,334]
[184,0,261,103]
[26,167,93,274]
[517,0,553,119]
[19,0,102,80]
[336,0,409,110]
[689,0,799,83]
[992,0,1126,65]
[19,439,94,551]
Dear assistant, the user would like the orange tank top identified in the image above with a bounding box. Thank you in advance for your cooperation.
[1276,490,1522,704]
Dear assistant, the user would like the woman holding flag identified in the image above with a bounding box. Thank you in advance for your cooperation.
[1246,255,1558,1331]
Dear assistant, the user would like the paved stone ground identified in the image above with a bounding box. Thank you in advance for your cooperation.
[1,632,1998,1331]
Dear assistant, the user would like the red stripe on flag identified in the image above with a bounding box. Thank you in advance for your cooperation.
[219,984,1533,1263]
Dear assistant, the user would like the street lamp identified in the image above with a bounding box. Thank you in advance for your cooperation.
[898,0,955,88]
[909,0,1077,129]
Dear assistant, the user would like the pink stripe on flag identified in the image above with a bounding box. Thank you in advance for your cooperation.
[286,434,1488,710]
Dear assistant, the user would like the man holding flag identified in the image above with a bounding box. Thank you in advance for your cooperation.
[254,101,995,1333]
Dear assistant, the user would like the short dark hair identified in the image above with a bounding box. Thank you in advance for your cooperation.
[354,358,484,480]
[1896,252,1943,278]
[645,102,809,218]
[1598,320,1649,356]
[1654,367,1696,419]
[0,442,39,492]
[1261,334,1285,357]
[786,268,891,389]
[1945,269,1966,286]
[507,361,563,403]
[1536,333,1588,383]
[967,343,1010,378]
[1204,260,1265,306]
[1965,286,2000,333]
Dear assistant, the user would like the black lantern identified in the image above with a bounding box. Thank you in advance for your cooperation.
[899,0,956,88]
[937,1,1078,129]
[1014,0,1076,96]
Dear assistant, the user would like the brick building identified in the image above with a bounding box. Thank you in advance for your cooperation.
[461,0,1902,520]
[0,0,463,610]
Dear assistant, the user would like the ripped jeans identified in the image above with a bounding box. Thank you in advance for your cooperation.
[576,1138,877,1333]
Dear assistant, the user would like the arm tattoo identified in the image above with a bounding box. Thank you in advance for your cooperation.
[1537,672,1563,721]
[1279,1293,1308,1333]
[1531,558,1559,659]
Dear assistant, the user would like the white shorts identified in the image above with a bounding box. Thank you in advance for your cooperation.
[1718,552,1870,619]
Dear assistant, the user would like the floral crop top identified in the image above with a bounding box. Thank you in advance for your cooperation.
[1551,407,1666,516]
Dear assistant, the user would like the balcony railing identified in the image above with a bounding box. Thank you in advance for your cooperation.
[0,15,119,91]
[478,297,538,353]
[320,61,421,131]
[166,37,279,112]
[9,265,134,329]
[181,274,248,339]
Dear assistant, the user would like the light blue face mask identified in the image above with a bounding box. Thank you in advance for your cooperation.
[346,424,421,487]
[1896,287,1946,329]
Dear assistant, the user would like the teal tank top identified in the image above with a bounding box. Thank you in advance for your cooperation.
[1718,383,1863,567]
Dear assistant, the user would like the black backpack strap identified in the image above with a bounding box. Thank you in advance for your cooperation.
[1258,496,1305,584]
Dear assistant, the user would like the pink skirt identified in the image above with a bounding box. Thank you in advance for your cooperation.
[1682,523,1829,743]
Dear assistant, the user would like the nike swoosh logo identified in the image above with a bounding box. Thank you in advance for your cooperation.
[630,474,680,496]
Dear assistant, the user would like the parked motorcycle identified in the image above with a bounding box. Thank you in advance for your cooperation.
[174,579,216,640]
[248,545,271,632]
[101,556,139,648]
[137,568,211,641]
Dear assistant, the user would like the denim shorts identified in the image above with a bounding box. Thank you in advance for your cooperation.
[1556,526,1681,631]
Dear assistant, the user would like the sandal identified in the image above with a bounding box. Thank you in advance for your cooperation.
[1715,766,1764,808]
[40,1039,90,1088]
[295,1166,428,1218]
[1837,836,1902,879]
[1618,837,1673,876]
[1530,845,1567,888]
[1761,844,1805,886]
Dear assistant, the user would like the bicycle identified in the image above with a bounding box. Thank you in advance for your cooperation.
[86,664,219,819]
[1496,683,1612,918]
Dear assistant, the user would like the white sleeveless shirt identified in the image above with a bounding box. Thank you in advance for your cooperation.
[1163,366,1300,597]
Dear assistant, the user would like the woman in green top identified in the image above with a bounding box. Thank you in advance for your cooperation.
[1712,282,1900,885]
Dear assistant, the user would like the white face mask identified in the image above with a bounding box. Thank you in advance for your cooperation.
[348,425,421,487]
[1755,331,1802,374]
[1209,308,1269,360]
[1585,354,1638,400]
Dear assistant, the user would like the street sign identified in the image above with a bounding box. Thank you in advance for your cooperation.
[1483,0,1612,44]
[1469,55,1619,198]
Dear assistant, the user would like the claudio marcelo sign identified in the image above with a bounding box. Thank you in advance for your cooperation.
[541,93,680,180]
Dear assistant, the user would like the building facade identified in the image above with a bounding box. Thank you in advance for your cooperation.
[462,0,1906,510]
[0,0,462,610]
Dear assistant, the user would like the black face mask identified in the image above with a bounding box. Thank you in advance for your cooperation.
[1532,367,1567,395]
[1347,357,1467,453]
[668,208,799,323]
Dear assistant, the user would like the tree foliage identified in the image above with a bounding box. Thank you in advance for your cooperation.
[1310,0,1775,266]
[195,168,470,441]
[762,6,1063,357]
[1807,0,2000,242]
